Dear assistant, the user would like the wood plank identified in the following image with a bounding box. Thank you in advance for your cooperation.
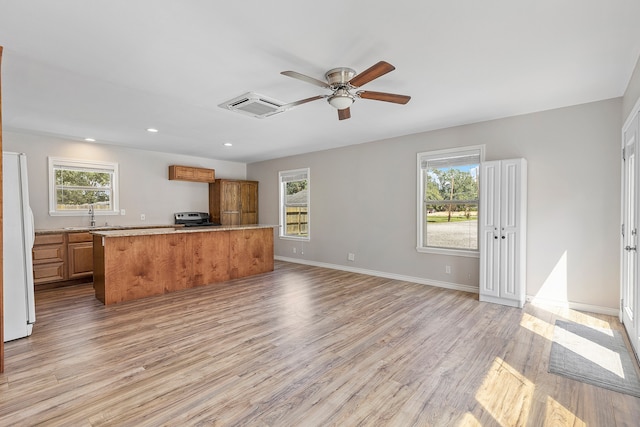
[0,261,638,425]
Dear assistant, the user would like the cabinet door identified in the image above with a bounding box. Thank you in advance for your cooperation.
[499,159,524,301]
[240,181,258,224]
[68,241,94,279]
[221,181,241,225]
[195,168,215,182]
[171,166,195,180]
[479,161,501,298]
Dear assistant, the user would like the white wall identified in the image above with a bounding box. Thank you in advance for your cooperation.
[623,55,640,120]
[3,131,246,229]
[248,98,622,311]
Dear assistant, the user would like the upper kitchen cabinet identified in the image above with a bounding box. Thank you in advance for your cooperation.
[209,180,259,225]
[168,165,215,183]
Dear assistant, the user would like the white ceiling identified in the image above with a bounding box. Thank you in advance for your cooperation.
[1,1,640,163]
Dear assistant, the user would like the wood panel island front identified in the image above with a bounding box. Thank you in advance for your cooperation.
[92,225,275,305]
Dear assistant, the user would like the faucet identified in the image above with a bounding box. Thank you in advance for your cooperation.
[89,204,96,227]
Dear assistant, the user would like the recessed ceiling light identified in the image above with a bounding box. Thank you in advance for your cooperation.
[223,142,233,147]
[146,128,159,133]
[84,138,96,142]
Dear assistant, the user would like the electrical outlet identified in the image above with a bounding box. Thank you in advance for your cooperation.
[140,214,146,221]
[293,247,297,254]
[348,253,355,261]
[120,209,126,215]
[445,265,451,274]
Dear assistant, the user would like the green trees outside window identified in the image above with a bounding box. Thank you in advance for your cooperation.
[418,147,483,253]
[55,169,112,210]
[48,157,119,215]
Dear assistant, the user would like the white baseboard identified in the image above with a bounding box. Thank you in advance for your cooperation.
[275,256,478,294]
[525,295,619,316]
[275,256,620,316]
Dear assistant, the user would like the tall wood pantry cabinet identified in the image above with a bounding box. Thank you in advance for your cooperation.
[479,158,527,308]
[209,179,258,225]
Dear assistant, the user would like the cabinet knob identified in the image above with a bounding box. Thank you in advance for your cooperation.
[494,236,498,239]
[501,236,505,239]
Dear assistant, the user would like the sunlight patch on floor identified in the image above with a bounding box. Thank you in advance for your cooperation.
[475,357,534,427]
[561,309,612,330]
[458,412,482,426]
[544,395,585,427]
[519,312,554,341]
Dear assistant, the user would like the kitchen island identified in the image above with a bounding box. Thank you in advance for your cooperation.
[92,225,276,305]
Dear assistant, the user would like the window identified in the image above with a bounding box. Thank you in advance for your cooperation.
[417,146,483,256]
[279,168,309,240]
[48,157,119,216]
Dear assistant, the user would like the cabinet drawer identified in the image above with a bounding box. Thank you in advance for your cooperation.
[33,244,65,263]
[68,232,93,243]
[34,233,64,245]
[33,262,65,284]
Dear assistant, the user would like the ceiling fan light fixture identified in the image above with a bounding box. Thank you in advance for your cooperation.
[328,89,354,110]
[280,61,410,120]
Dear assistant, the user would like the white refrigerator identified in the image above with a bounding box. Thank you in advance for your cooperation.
[3,152,36,341]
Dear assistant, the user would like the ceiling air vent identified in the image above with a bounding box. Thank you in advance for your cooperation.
[218,92,285,118]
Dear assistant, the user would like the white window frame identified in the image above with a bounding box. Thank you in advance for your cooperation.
[416,145,484,258]
[279,168,310,241]
[48,157,120,216]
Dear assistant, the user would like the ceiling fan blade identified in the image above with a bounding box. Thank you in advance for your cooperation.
[280,95,326,110]
[357,90,411,104]
[338,108,351,120]
[281,71,331,89]
[348,61,396,88]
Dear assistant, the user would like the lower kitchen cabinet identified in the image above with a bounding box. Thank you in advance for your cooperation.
[32,233,66,285]
[33,231,94,287]
[67,232,94,280]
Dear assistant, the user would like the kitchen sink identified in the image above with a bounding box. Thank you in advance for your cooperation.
[63,225,126,230]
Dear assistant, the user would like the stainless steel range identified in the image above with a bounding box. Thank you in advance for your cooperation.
[174,212,221,227]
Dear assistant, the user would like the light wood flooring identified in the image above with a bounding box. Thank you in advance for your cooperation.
[1,261,639,426]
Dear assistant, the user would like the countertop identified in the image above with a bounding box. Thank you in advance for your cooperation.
[91,224,278,237]
[35,224,182,235]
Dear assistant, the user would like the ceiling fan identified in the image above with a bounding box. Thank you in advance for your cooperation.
[279,61,411,120]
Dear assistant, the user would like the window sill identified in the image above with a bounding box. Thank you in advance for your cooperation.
[49,210,120,217]
[279,236,310,242]
[416,246,479,258]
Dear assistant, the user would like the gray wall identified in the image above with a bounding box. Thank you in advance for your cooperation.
[4,131,246,229]
[248,98,622,311]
